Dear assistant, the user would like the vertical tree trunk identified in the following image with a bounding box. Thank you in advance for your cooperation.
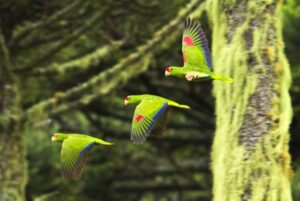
[0,132,27,201]
[0,32,27,201]
[207,0,293,201]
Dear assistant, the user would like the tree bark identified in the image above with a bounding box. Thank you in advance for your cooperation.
[207,0,293,200]
[0,32,27,201]
[0,131,27,201]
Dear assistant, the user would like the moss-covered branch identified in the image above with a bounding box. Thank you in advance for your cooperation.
[33,191,59,201]
[10,0,85,48]
[117,165,208,181]
[113,182,206,193]
[30,40,125,75]
[15,10,105,72]
[25,0,205,121]
[0,30,11,82]
[0,30,27,201]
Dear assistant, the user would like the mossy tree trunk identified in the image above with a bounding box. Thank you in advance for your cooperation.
[0,32,27,201]
[206,0,293,201]
[0,126,26,201]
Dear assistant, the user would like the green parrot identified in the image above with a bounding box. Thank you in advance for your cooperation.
[165,18,233,82]
[51,133,113,180]
[124,94,190,144]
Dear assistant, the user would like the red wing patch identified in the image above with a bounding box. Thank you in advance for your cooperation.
[183,36,193,46]
[135,114,144,122]
[182,50,186,63]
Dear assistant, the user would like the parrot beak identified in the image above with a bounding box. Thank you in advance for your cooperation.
[51,135,57,142]
[124,99,128,105]
[165,70,170,76]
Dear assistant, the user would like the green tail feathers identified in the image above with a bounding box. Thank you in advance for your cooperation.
[96,139,114,145]
[168,101,191,109]
[177,104,190,109]
[212,74,233,83]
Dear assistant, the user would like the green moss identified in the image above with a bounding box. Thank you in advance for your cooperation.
[206,0,292,200]
[0,126,27,201]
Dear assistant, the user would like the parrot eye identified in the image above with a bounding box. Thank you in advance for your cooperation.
[52,134,57,138]
[166,67,173,72]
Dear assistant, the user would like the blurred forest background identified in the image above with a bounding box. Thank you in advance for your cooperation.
[0,0,300,200]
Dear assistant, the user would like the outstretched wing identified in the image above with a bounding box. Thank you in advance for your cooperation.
[150,108,169,138]
[131,100,169,144]
[182,18,212,71]
[60,137,95,180]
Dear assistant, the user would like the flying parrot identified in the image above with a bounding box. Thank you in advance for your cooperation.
[51,133,113,180]
[165,18,233,82]
[124,94,190,144]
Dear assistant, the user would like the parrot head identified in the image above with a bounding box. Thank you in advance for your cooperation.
[165,66,182,77]
[51,133,68,142]
[124,95,142,105]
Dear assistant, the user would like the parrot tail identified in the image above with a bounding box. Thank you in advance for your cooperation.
[177,104,191,109]
[211,74,233,83]
[96,139,114,146]
[168,101,191,109]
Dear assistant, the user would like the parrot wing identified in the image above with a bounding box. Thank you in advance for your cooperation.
[60,137,96,180]
[182,18,212,72]
[131,100,169,144]
[149,108,169,138]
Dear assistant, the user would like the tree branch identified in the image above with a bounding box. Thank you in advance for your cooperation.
[15,10,105,73]
[114,182,206,193]
[0,30,12,82]
[25,0,205,121]
[117,162,209,181]
[33,191,59,201]
[10,0,85,48]
[29,40,125,75]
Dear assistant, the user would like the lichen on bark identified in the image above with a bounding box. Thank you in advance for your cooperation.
[206,0,293,200]
[0,31,27,201]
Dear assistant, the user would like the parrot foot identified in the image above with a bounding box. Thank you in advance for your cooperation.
[185,73,210,81]
[185,74,195,81]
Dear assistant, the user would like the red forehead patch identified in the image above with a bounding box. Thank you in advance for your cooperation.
[166,67,173,72]
[135,114,144,122]
[183,36,193,46]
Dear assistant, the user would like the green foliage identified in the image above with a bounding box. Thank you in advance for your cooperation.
[283,1,300,200]
[283,0,300,66]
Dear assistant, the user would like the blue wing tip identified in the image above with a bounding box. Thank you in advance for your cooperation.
[131,103,168,144]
